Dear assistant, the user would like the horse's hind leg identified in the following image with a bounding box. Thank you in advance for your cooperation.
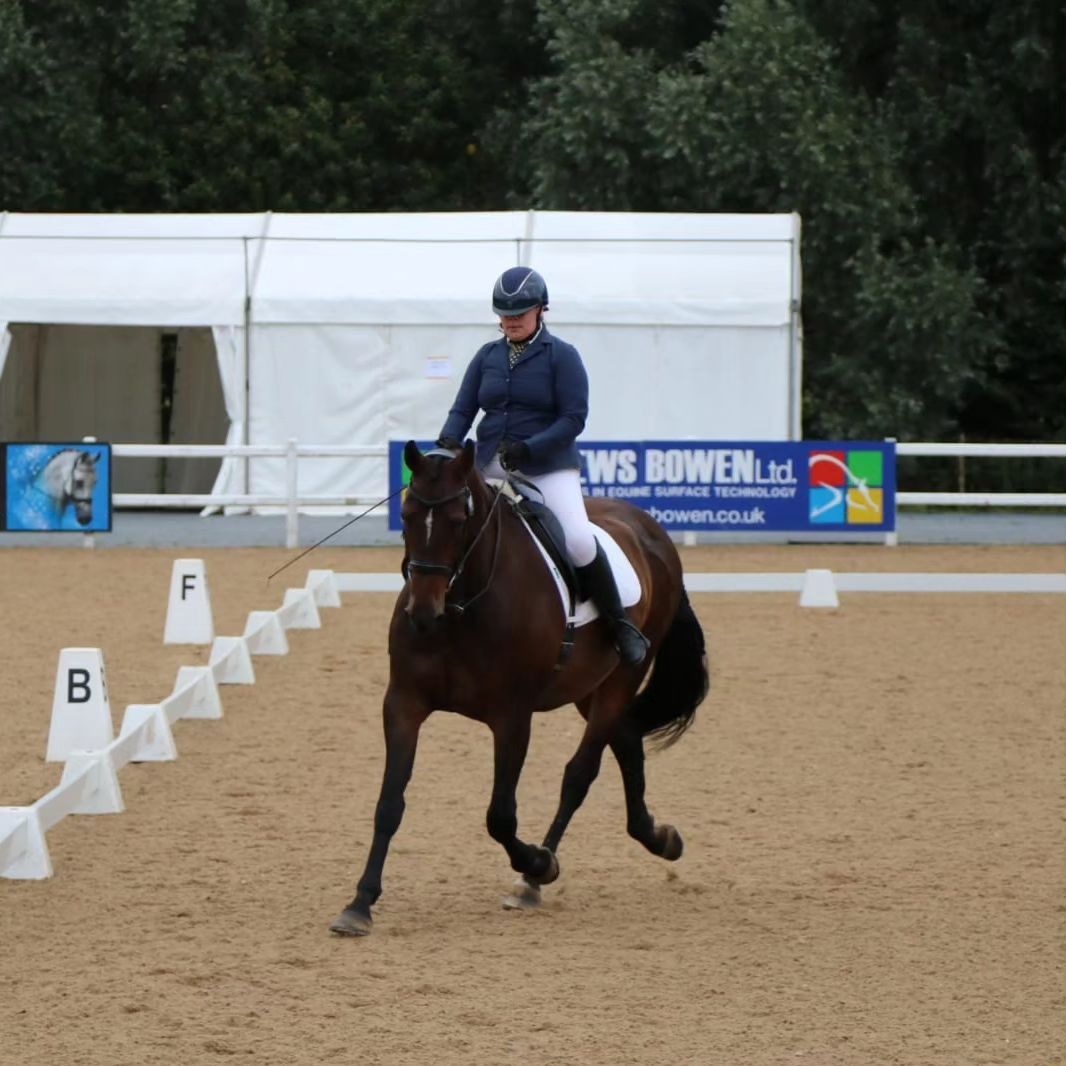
[609,721,683,861]
[487,712,559,894]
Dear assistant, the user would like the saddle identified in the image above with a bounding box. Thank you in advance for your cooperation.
[502,476,579,667]
[497,476,642,668]
[508,493,580,611]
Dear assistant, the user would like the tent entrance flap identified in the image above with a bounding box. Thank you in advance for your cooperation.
[0,325,229,495]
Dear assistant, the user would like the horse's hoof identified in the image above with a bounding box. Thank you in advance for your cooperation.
[658,825,684,861]
[530,846,560,886]
[502,876,542,911]
[329,908,372,937]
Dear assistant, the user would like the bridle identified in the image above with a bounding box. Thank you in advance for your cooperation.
[403,479,505,615]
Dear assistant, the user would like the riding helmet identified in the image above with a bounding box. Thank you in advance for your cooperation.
[492,267,549,316]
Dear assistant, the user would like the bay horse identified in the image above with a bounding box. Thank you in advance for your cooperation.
[330,440,709,936]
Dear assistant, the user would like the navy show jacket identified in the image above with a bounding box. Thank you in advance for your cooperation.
[439,327,589,475]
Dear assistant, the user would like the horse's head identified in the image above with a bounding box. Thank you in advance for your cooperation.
[400,440,478,633]
[68,451,99,526]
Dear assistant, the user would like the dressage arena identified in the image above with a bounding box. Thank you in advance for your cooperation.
[0,543,1062,1065]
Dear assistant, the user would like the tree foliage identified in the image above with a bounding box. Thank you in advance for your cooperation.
[0,0,1062,445]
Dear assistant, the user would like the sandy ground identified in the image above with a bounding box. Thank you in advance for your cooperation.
[0,544,1063,1066]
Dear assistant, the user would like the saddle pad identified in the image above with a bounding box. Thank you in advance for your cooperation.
[518,517,642,628]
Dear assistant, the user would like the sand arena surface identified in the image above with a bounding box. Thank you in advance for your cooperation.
[0,544,1063,1065]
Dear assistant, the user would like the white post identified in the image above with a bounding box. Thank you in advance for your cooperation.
[82,435,97,549]
[884,437,899,547]
[285,437,299,549]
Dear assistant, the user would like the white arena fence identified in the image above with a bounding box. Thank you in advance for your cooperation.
[99,440,1066,548]
[3,563,1063,881]
[333,571,1066,595]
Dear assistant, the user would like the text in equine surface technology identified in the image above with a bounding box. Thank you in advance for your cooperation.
[1,442,113,532]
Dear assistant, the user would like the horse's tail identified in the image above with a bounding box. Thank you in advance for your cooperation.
[625,589,708,750]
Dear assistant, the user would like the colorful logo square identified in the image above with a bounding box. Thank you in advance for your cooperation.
[810,486,845,523]
[847,486,884,523]
[847,450,883,488]
[810,451,847,487]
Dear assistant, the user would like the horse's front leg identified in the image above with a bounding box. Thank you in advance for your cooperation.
[487,712,559,901]
[330,687,428,937]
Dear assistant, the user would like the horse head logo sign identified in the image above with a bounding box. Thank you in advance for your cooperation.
[2,443,113,532]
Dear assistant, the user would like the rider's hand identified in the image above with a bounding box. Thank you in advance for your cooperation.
[435,436,463,452]
[498,440,531,471]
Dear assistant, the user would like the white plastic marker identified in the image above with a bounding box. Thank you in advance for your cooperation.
[163,558,214,644]
[45,647,113,762]
[799,568,840,609]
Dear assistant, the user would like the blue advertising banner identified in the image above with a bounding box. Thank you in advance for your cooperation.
[388,440,896,534]
[389,440,434,530]
[2,443,113,532]
[579,441,896,533]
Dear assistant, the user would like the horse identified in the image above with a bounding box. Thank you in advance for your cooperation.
[329,440,709,936]
[34,449,100,527]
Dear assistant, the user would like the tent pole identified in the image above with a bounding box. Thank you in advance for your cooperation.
[242,213,273,498]
[789,212,804,440]
[242,237,251,495]
[518,208,535,266]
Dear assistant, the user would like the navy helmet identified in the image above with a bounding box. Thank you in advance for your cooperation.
[492,267,549,316]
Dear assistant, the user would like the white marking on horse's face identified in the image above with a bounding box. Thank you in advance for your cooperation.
[425,509,434,542]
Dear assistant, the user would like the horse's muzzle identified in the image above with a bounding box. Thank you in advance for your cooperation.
[404,586,448,634]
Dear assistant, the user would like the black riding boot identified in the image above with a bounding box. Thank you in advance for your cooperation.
[576,543,650,665]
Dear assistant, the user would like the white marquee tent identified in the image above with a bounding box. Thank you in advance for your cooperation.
[0,210,802,506]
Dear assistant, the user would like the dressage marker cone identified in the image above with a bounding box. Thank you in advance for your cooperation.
[163,558,215,644]
[799,568,840,609]
[46,647,114,762]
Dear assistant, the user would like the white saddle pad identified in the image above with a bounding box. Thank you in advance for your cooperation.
[518,517,642,628]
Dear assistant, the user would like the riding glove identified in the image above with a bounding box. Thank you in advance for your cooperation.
[498,440,531,471]
[435,436,464,452]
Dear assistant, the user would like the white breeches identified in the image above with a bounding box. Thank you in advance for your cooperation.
[484,460,598,567]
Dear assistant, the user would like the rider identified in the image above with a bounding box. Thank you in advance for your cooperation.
[436,266,649,665]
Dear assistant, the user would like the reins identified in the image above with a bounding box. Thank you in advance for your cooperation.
[445,488,504,615]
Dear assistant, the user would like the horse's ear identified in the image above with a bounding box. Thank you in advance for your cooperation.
[403,440,423,474]
[458,440,475,475]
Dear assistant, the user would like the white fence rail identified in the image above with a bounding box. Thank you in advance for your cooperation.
[895,442,1066,509]
[97,439,1066,548]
